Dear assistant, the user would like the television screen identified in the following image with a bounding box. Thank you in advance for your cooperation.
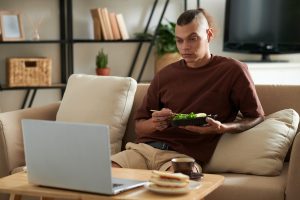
[223,0,300,61]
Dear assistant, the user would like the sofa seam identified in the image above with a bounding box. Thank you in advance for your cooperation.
[287,110,299,151]
[286,110,293,143]
[286,110,298,145]
[120,78,132,124]
[0,118,10,175]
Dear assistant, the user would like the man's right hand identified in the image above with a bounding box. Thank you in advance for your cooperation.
[151,108,173,131]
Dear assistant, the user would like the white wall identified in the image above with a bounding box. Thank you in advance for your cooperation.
[0,0,300,112]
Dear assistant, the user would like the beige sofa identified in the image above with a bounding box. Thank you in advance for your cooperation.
[0,83,300,200]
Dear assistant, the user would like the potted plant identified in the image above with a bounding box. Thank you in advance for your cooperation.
[135,20,182,73]
[95,49,110,76]
[154,21,181,72]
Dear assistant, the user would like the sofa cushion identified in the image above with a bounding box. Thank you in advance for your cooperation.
[206,164,288,200]
[204,109,299,176]
[56,74,137,155]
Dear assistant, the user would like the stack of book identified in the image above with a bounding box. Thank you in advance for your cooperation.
[90,8,129,40]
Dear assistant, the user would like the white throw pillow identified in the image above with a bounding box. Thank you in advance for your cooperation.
[204,109,299,176]
[56,74,137,155]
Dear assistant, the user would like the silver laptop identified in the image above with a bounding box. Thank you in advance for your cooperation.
[21,119,146,195]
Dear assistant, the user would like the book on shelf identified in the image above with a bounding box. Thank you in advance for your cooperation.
[90,9,102,40]
[97,8,108,40]
[101,8,114,40]
[90,7,129,41]
[116,13,129,40]
[109,12,121,40]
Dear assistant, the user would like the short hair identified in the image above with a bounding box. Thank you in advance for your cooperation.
[177,8,215,31]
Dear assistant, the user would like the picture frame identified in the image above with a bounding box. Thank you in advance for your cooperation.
[0,11,24,41]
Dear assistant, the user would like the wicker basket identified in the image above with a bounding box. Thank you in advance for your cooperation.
[7,58,52,87]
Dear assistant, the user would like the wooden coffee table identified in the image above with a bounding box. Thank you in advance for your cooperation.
[0,168,224,200]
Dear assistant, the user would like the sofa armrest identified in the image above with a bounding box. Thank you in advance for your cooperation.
[286,131,300,200]
[0,103,60,178]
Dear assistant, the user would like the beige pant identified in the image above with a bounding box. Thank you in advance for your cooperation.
[111,142,202,172]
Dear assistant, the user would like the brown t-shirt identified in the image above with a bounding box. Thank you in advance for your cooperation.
[135,55,264,163]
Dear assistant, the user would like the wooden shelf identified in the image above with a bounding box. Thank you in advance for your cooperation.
[0,40,67,44]
[0,83,66,91]
[73,39,152,43]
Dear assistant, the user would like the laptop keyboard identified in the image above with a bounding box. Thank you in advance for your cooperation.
[113,183,124,188]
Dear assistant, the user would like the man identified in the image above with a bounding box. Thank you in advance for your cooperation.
[111,8,264,171]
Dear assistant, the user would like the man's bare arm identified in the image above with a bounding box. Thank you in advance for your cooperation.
[182,116,265,134]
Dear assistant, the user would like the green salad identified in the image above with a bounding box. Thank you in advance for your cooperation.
[172,112,207,120]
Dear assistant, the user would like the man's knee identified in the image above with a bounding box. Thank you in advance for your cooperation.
[112,161,122,168]
[111,148,148,169]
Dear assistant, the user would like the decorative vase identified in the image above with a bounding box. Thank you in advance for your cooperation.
[32,29,40,40]
[96,68,110,76]
[155,52,182,73]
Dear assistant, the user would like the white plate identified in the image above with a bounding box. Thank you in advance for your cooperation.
[144,180,201,195]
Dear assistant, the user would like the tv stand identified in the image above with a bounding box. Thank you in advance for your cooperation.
[245,62,300,85]
[261,54,271,62]
[260,54,288,62]
[241,54,288,63]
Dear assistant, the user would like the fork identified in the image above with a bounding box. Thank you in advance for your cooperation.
[150,109,177,115]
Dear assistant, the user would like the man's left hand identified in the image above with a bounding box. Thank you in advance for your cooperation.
[180,117,224,134]
[180,115,264,134]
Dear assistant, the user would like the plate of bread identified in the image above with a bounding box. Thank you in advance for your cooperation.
[145,170,201,194]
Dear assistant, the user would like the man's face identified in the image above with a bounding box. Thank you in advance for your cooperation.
[175,19,211,67]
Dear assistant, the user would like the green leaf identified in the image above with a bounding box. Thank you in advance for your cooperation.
[96,48,108,68]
